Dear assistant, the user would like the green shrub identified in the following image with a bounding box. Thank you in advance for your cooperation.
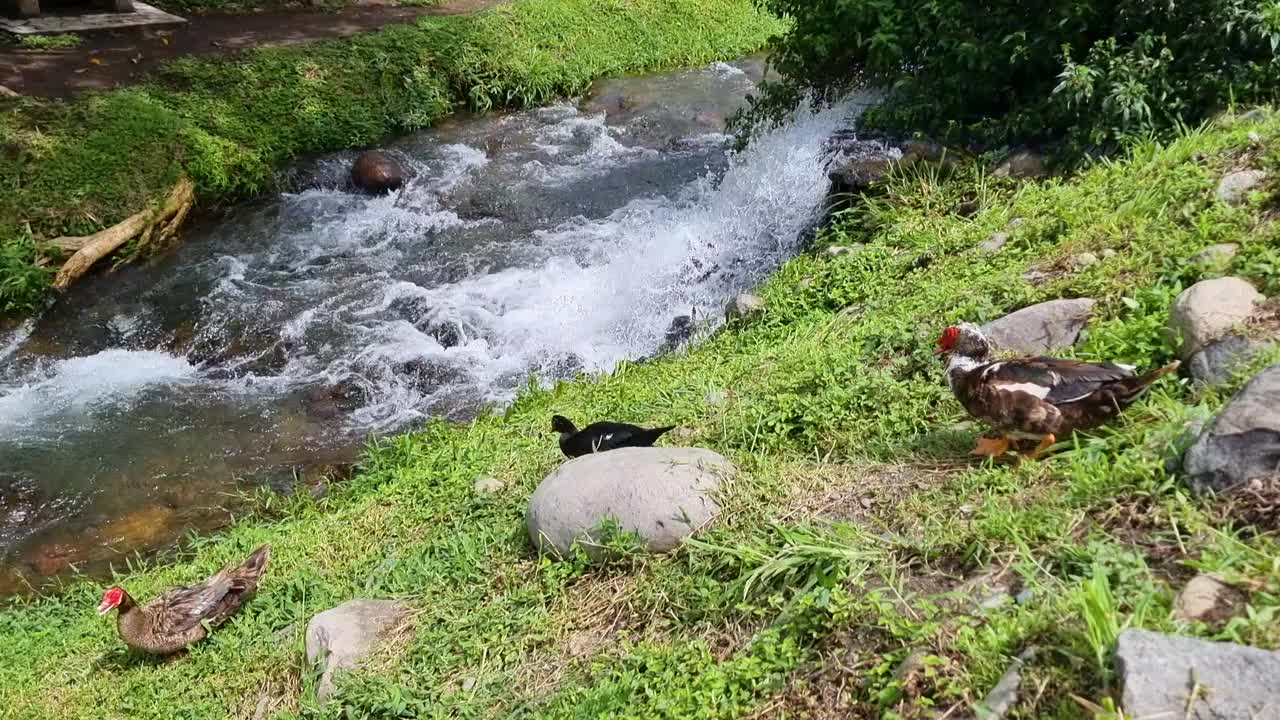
[739,0,1280,149]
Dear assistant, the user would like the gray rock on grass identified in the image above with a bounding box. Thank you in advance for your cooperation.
[1187,335,1267,386]
[980,298,1096,355]
[1116,628,1280,720]
[726,293,765,320]
[1167,277,1262,358]
[305,599,412,701]
[1216,170,1267,205]
[526,447,731,560]
[1183,364,1280,493]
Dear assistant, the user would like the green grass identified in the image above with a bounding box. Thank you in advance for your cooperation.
[11,33,83,50]
[2,110,1279,718]
[0,0,784,315]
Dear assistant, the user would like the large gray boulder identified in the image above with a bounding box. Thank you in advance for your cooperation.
[305,599,412,701]
[981,298,1096,355]
[1184,364,1280,493]
[1116,628,1280,719]
[1168,277,1262,358]
[526,447,731,560]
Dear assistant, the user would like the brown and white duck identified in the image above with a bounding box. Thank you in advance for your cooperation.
[935,323,1179,457]
[97,544,271,655]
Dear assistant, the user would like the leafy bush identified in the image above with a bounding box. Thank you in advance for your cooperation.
[740,0,1280,148]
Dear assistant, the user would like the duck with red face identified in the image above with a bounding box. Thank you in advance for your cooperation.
[935,322,1179,457]
[98,544,270,655]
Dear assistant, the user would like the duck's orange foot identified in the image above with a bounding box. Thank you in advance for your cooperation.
[1025,433,1056,459]
[970,435,1011,457]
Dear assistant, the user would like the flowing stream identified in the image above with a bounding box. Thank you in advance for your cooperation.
[0,57,877,593]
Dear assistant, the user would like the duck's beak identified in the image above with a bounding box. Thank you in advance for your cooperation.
[97,600,115,615]
[932,346,946,357]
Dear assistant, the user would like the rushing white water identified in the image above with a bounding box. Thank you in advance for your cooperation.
[0,58,880,582]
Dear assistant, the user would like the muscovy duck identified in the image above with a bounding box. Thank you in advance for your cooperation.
[551,415,676,458]
[98,544,271,654]
[936,323,1179,456]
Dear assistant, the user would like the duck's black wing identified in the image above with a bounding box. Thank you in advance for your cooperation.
[563,422,676,456]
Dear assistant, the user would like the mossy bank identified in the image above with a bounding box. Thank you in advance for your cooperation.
[0,0,784,315]
[2,104,1278,717]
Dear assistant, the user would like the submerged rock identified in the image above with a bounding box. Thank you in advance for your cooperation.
[526,447,731,560]
[305,599,412,701]
[980,298,1096,355]
[1116,628,1280,719]
[661,315,695,351]
[351,151,410,194]
[1168,277,1262,358]
[1183,364,1280,494]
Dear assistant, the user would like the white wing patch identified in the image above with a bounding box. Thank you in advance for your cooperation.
[995,381,1052,399]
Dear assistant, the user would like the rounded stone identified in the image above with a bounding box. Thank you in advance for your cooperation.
[473,476,505,495]
[980,298,1096,355]
[1216,170,1266,205]
[725,293,765,320]
[1167,277,1262,358]
[526,447,731,560]
[351,150,409,194]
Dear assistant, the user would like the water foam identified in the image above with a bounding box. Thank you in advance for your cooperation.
[0,350,196,434]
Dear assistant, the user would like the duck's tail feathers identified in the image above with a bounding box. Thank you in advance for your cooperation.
[231,544,271,588]
[1121,361,1180,399]
[647,426,677,444]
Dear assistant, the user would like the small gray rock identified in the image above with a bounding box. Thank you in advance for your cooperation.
[306,599,412,701]
[826,243,864,257]
[1074,252,1099,268]
[473,476,505,495]
[993,150,1047,179]
[726,293,766,320]
[526,447,731,560]
[977,648,1036,720]
[1184,364,1280,493]
[981,298,1096,355]
[1168,277,1262,358]
[1175,574,1245,623]
[1193,243,1240,268]
[704,390,730,406]
[978,232,1009,254]
[1101,248,1117,259]
[1116,628,1280,719]
[1216,170,1267,205]
[1007,217,1026,228]
[1188,335,1266,386]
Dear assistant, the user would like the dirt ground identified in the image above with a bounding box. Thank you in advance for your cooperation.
[0,0,501,97]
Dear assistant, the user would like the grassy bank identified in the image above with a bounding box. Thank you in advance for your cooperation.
[0,0,784,315]
[2,107,1277,718]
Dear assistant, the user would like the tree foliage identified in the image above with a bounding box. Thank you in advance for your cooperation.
[742,0,1280,148]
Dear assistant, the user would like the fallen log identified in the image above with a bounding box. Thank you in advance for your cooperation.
[51,177,195,291]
